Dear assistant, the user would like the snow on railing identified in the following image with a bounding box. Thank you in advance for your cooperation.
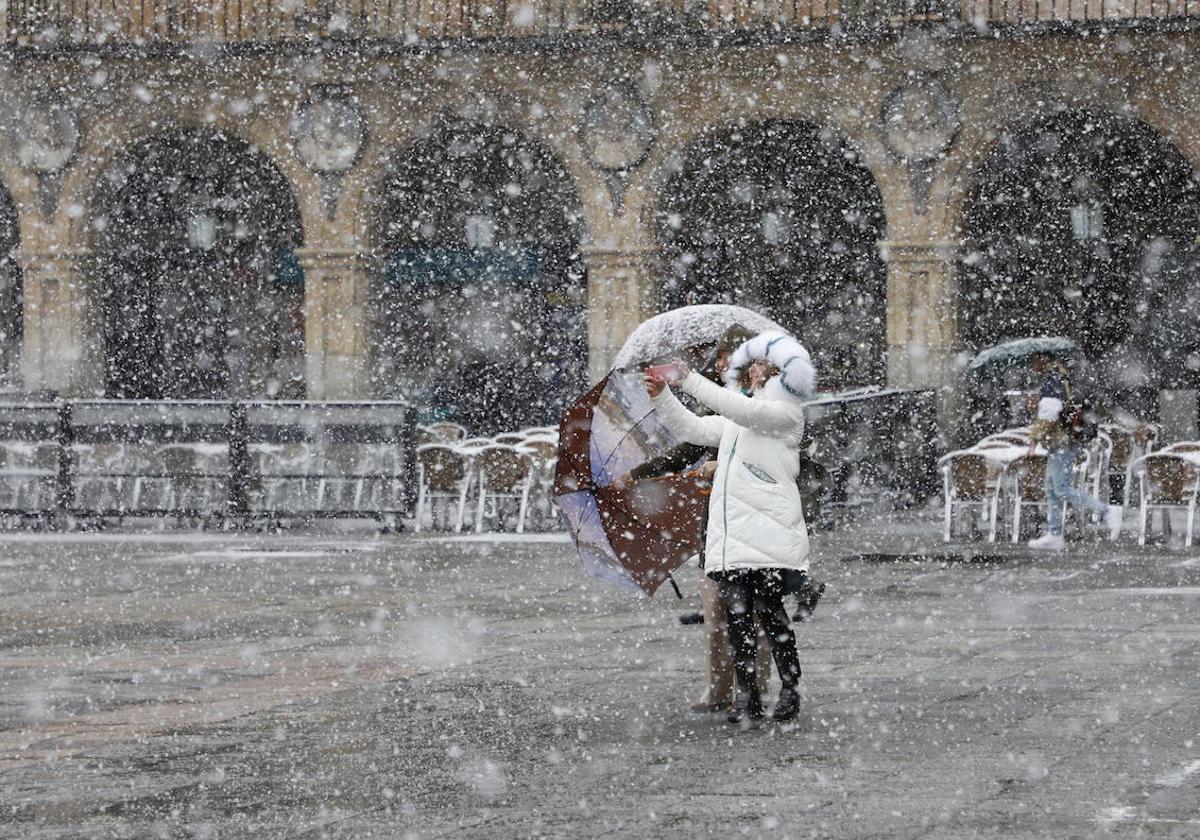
[0,399,417,527]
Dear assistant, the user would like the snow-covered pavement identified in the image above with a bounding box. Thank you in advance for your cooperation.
[1,518,1199,838]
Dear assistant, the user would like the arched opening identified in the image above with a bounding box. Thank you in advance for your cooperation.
[94,128,305,400]
[0,184,21,392]
[372,121,587,432]
[961,111,1200,409]
[659,119,888,391]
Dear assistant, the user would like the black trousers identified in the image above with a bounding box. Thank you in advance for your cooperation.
[716,569,802,695]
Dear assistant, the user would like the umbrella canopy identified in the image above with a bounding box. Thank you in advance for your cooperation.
[612,304,783,370]
[553,371,709,595]
[967,336,1079,372]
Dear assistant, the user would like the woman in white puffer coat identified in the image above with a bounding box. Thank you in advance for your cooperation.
[646,331,815,724]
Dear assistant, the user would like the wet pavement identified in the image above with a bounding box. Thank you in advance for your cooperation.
[1,515,1199,839]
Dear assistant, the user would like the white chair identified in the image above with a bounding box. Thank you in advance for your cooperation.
[456,437,492,452]
[1101,423,1161,508]
[1162,442,1200,455]
[1133,453,1199,548]
[1007,453,1047,543]
[980,433,1029,446]
[414,444,472,532]
[518,438,559,529]
[417,422,467,445]
[472,444,535,534]
[939,451,1003,543]
[1086,433,1113,503]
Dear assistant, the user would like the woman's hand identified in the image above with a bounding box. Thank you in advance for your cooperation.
[699,460,718,480]
[612,471,634,491]
[643,371,666,398]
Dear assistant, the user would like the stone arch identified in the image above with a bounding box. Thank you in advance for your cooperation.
[0,181,22,390]
[367,118,588,432]
[656,118,889,390]
[959,108,1200,405]
[90,126,307,399]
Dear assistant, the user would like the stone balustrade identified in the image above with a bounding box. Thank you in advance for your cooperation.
[3,0,1193,49]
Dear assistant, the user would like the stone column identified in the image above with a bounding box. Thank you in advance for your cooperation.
[882,241,962,408]
[21,250,99,396]
[582,247,656,382]
[298,250,374,400]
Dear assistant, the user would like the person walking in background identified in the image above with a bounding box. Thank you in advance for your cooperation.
[645,331,815,725]
[1027,352,1122,550]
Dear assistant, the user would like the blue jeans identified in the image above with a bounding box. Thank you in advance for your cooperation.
[1046,446,1107,536]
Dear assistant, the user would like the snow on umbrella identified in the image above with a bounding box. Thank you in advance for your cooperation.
[967,336,1079,372]
[612,304,783,370]
[553,370,708,596]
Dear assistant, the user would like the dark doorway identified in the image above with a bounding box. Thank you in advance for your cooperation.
[659,119,888,391]
[374,121,587,433]
[95,129,305,400]
[0,184,20,392]
[961,110,1200,407]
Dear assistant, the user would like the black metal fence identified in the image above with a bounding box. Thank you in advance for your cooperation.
[0,400,416,526]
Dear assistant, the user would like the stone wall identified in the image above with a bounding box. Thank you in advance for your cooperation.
[0,30,1196,417]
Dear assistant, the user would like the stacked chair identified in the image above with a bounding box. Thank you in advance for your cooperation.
[941,426,1114,544]
[412,423,560,533]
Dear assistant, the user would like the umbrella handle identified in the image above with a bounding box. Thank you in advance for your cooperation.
[667,574,682,599]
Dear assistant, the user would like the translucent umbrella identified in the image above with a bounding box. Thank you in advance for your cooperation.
[612,304,783,370]
[553,370,708,596]
[967,336,1079,373]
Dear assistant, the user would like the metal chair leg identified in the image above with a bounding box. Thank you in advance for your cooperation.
[988,492,998,544]
[516,482,531,534]
[475,478,487,534]
[454,478,470,533]
[1186,498,1195,549]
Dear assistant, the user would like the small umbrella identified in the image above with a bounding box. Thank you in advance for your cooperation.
[967,336,1079,373]
[553,370,709,596]
[612,304,783,370]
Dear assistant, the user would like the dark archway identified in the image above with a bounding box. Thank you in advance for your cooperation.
[94,128,305,400]
[659,119,888,391]
[373,121,586,433]
[0,183,21,392]
[961,111,1200,401]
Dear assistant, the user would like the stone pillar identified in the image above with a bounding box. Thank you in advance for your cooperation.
[21,250,98,396]
[298,250,373,400]
[582,248,656,382]
[882,241,962,408]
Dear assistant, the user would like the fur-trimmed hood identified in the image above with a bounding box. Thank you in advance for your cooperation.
[722,331,817,401]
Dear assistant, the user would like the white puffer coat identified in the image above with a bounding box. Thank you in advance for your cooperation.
[651,332,815,576]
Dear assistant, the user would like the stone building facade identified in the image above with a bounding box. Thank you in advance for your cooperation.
[0,3,1197,430]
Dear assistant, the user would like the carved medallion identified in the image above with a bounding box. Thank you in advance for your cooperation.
[291,88,366,175]
[291,88,366,220]
[881,75,960,215]
[881,75,959,164]
[580,84,656,213]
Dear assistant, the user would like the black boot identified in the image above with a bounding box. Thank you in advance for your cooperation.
[792,580,825,622]
[726,688,763,725]
[772,686,800,722]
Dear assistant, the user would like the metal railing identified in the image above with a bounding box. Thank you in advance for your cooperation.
[806,387,941,513]
[3,0,1194,48]
[0,399,416,526]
